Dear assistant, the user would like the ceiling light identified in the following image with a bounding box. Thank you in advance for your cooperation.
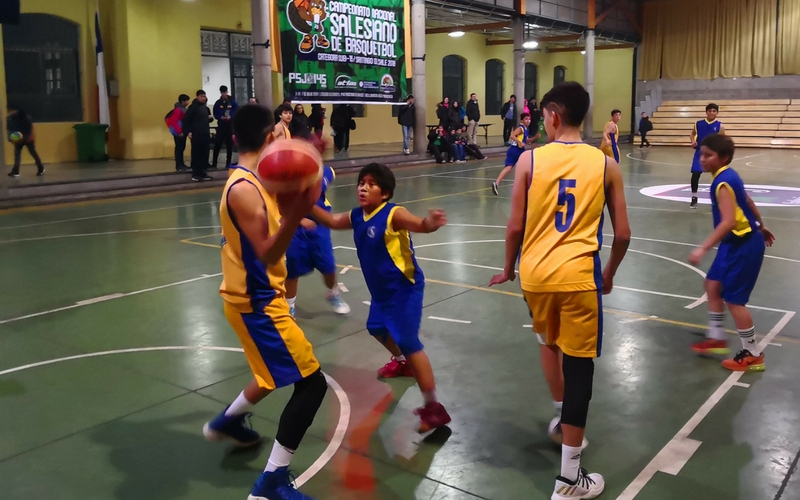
[523,40,539,49]
[581,50,586,55]
[449,31,465,37]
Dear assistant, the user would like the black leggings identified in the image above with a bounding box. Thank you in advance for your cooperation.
[691,172,702,194]
[275,369,327,450]
[561,354,594,429]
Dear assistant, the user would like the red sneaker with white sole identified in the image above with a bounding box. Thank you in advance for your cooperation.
[377,357,414,378]
[415,402,451,433]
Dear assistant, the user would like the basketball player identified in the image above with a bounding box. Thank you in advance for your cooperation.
[599,109,621,163]
[689,103,724,208]
[273,104,293,140]
[492,112,536,195]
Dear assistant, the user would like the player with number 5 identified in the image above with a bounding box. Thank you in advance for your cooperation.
[489,82,631,500]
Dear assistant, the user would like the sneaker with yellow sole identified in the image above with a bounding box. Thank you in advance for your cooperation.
[722,349,765,372]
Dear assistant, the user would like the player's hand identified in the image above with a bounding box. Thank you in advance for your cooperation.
[601,267,614,294]
[691,141,698,148]
[762,227,776,247]
[426,209,447,231]
[688,247,706,266]
[188,133,193,139]
[300,218,317,230]
[488,269,516,286]
[280,182,322,223]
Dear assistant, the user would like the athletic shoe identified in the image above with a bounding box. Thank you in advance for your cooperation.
[691,339,730,355]
[415,402,451,433]
[403,148,410,155]
[203,406,261,447]
[377,357,413,378]
[552,468,605,500]
[201,175,213,181]
[690,196,698,209]
[722,349,765,372]
[491,182,499,196]
[36,167,45,176]
[248,467,314,500]
[327,294,350,315]
[548,417,589,448]
[7,171,19,178]
[191,177,201,182]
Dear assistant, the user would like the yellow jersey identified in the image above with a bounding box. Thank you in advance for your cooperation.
[219,166,287,312]
[519,142,607,292]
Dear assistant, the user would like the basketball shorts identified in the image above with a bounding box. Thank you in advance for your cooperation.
[367,286,425,356]
[505,146,525,167]
[600,143,614,161]
[286,229,336,279]
[224,301,320,390]
[707,231,765,305]
[523,290,603,358]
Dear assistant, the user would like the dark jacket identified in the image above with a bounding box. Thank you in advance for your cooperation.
[466,99,481,121]
[428,128,449,150]
[436,103,449,128]
[7,110,33,140]
[290,112,311,139]
[448,106,463,129]
[183,99,212,136]
[398,103,415,127]
[639,117,653,133]
[500,101,515,119]
[330,105,355,130]
[309,105,325,131]
[212,97,238,127]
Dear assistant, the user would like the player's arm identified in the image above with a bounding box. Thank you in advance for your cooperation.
[390,206,447,233]
[228,181,320,266]
[603,123,611,144]
[310,205,353,230]
[489,152,531,286]
[690,123,698,147]
[602,158,632,294]
[689,185,736,265]
[746,193,775,246]
[273,123,285,140]
[718,124,725,136]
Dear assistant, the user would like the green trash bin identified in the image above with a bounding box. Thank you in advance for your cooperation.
[73,123,109,162]
[535,116,547,144]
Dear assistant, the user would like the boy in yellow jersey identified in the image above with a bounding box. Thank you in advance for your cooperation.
[490,82,631,500]
[203,104,326,500]
[272,104,293,141]
[599,109,621,163]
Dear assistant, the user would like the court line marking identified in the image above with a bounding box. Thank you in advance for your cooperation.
[618,310,796,500]
[0,226,222,244]
[733,381,751,388]
[330,165,504,189]
[625,152,767,167]
[428,316,472,324]
[0,346,349,489]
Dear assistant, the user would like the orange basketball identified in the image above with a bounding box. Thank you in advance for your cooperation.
[257,138,323,193]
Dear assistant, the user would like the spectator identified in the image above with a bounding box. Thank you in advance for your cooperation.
[290,103,311,139]
[309,104,326,138]
[182,89,213,181]
[459,124,486,160]
[248,97,259,104]
[449,100,465,130]
[466,93,481,145]
[165,93,190,171]
[639,112,653,149]
[427,125,451,164]
[398,95,415,155]
[449,128,466,163]
[436,97,450,129]
[528,97,540,123]
[330,104,355,152]
[500,95,517,145]
[6,107,44,177]
[212,85,238,169]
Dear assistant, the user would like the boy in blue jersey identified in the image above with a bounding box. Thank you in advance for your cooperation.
[312,163,452,433]
[689,134,775,371]
[689,103,725,208]
[492,113,536,195]
[286,165,350,318]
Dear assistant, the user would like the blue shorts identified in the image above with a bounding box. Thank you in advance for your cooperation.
[707,231,765,305]
[286,229,336,279]
[505,147,525,167]
[367,286,424,356]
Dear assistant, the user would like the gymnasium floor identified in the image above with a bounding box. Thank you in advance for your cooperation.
[1,144,799,500]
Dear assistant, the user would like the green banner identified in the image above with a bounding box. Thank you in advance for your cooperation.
[277,0,408,104]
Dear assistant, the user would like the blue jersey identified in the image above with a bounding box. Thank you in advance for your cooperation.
[351,202,424,303]
[710,166,758,242]
[692,119,723,172]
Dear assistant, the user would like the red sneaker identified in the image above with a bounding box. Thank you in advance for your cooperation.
[415,402,451,433]
[691,339,730,355]
[722,349,765,372]
[377,357,414,378]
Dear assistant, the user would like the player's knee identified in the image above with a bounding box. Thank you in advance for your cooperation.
[561,354,594,428]
[396,336,424,357]
[296,368,328,402]
[704,279,722,297]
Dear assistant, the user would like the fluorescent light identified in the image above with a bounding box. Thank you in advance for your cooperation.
[533,24,542,28]
[523,40,539,49]
[581,50,586,55]
[449,31,465,37]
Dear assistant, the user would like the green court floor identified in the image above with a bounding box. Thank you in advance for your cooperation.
[1,145,799,500]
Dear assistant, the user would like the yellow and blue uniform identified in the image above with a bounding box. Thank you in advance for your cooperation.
[287,166,337,279]
[600,122,619,162]
[505,124,529,167]
[219,166,319,390]
[518,141,607,358]
[707,166,765,305]
[351,202,425,355]
[692,119,723,172]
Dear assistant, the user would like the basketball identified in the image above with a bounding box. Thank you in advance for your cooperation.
[8,131,22,143]
[257,138,323,193]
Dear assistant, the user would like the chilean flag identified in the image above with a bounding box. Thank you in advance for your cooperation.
[95,5,110,127]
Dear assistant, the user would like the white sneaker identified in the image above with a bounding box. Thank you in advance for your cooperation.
[491,182,499,196]
[548,417,589,449]
[552,468,605,500]
[327,294,351,315]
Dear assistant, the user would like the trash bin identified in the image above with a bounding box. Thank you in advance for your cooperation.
[535,116,547,144]
[73,123,109,162]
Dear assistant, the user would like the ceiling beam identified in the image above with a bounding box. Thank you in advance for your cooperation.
[425,21,510,35]
[485,39,513,46]
[537,34,582,43]
[594,4,616,27]
[548,43,634,53]
[616,1,642,35]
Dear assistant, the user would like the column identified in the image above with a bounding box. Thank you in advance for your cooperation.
[411,0,427,156]
[512,16,525,125]
[584,29,595,139]
[251,0,273,107]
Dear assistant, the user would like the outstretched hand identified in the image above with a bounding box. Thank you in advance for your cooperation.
[762,227,776,247]
[426,209,448,231]
[488,269,516,287]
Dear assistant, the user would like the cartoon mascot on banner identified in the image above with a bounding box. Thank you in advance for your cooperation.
[288,0,330,53]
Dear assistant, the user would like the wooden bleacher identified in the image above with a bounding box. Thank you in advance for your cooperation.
[647,99,800,148]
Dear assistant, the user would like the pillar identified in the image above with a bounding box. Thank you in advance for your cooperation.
[411,0,427,156]
[251,0,273,107]
[584,29,596,139]
[512,16,525,125]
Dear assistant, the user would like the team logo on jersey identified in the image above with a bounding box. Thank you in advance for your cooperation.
[640,184,800,208]
[367,226,376,238]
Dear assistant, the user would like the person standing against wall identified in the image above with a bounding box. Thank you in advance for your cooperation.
[165,94,190,171]
[330,104,355,153]
[309,104,326,138]
[501,95,517,145]
[212,85,238,170]
[466,93,481,145]
[398,95,415,155]
[183,90,213,181]
[6,107,44,177]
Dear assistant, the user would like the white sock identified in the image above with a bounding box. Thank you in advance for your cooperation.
[560,444,582,482]
[739,326,760,356]
[553,400,563,418]
[287,296,296,308]
[225,391,254,417]
[395,355,407,362]
[422,389,437,405]
[327,284,340,297]
[708,311,726,341]
[265,441,295,472]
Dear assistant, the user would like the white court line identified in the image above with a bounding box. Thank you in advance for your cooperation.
[619,316,658,324]
[0,226,221,244]
[733,382,751,388]
[331,165,503,189]
[625,152,767,167]
[337,283,349,293]
[617,310,795,500]
[0,346,350,489]
[362,300,371,306]
[428,316,472,324]
[0,273,222,326]
[338,265,353,274]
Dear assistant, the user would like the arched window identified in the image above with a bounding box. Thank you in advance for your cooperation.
[2,14,82,122]
[554,65,567,86]
[442,55,465,104]
[525,63,538,102]
[485,59,504,115]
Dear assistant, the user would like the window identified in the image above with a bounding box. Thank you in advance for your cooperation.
[201,30,254,101]
[554,65,567,86]
[525,63,538,102]
[485,59,504,115]
[3,14,81,122]
[442,55,465,104]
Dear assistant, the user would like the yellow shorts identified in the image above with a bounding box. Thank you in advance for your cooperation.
[224,301,320,390]
[599,142,614,159]
[523,290,602,358]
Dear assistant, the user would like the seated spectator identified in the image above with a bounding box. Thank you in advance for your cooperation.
[427,125,452,164]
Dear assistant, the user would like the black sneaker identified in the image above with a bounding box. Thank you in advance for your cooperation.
[201,176,213,181]
[690,196,698,209]
[37,167,45,176]
[8,171,19,178]
[491,182,499,196]
[191,177,201,182]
